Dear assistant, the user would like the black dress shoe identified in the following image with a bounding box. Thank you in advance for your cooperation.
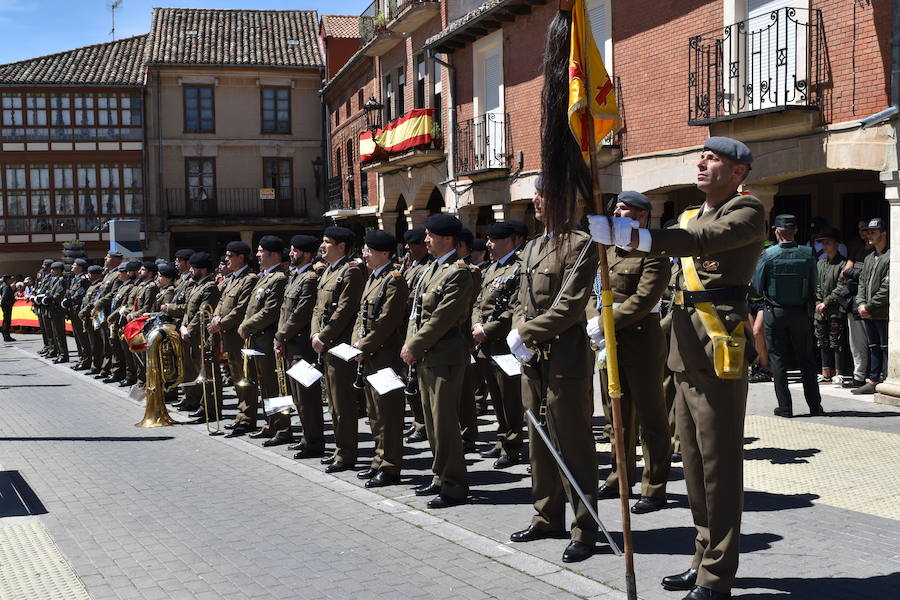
[224,422,238,430]
[403,424,417,437]
[262,437,290,447]
[480,446,501,459]
[54,357,70,364]
[672,452,683,462]
[366,471,401,488]
[427,494,465,509]
[509,526,566,543]
[414,482,441,497]
[464,442,477,453]
[320,455,336,465]
[325,461,353,473]
[809,405,826,416]
[661,568,698,591]
[561,540,593,563]
[70,364,87,371]
[406,430,428,443]
[493,454,519,469]
[187,409,206,419]
[103,376,124,384]
[249,430,274,439]
[773,406,793,418]
[287,442,306,451]
[356,467,378,480]
[118,379,136,387]
[681,585,731,599]
[225,424,258,438]
[293,447,325,459]
[631,496,666,514]
[87,369,101,375]
[597,483,619,499]
[4,337,16,342]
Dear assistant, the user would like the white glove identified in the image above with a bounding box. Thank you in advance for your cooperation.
[586,316,605,348]
[597,345,607,366]
[512,344,535,364]
[506,328,535,363]
[587,215,638,248]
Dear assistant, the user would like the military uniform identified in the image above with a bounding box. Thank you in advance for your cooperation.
[512,231,598,545]
[589,246,672,502]
[107,277,137,381]
[95,268,124,375]
[402,255,433,437]
[472,251,523,460]
[352,264,409,479]
[46,270,70,361]
[275,263,323,453]
[66,271,91,365]
[181,275,221,412]
[459,257,482,451]
[79,276,105,372]
[311,256,365,465]
[405,250,474,501]
[215,268,256,424]
[34,266,52,353]
[240,266,288,438]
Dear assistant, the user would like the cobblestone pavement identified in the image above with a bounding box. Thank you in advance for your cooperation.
[1,334,899,600]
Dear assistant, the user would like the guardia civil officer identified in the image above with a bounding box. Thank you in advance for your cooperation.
[401,213,474,508]
[753,214,824,417]
[587,191,672,514]
[352,230,409,487]
[591,137,766,600]
[507,178,599,563]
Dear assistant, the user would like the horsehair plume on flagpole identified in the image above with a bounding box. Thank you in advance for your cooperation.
[541,7,592,235]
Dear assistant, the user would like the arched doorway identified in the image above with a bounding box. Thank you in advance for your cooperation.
[426,187,444,215]
[395,194,409,243]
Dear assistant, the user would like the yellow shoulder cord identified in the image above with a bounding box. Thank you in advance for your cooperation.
[677,209,746,379]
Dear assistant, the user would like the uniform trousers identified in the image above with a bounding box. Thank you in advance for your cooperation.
[418,362,469,500]
[522,367,597,545]
[38,311,51,350]
[253,346,290,440]
[99,323,115,373]
[364,382,405,475]
[222,332,256,426]
[674,368,747,593]
[475,356,523,457]
[406,386,427,434]
[48,311,69,360]
[459,363,480,448]
[286,352,324,451]
[180,339,202,411]
[69,309,86,360]
[83,318,102,370]
[117,335,137,381]
[324,353,359,464]
[764,305,822,412]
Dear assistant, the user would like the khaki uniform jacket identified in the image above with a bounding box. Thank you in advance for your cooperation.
[128,280,159,318]
[473,255,521,357]
[95,269,123,313]
[351,266,409,370]
[183,276,221,339]
[46,274,68,314]
[152,284,177,313]
[79,278,104,320]
[405,251,474,367]
[403,256,433,324]
[108,280,136,330]
[165,275,194,320]
[241,268,288,346]
[311,257,365,347]
[512,231,598,379]
[275,266,319,360]
[647,193,766,373]
[214,268,256,333]
[67,274,90,315]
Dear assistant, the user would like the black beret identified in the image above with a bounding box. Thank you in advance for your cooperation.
[703,136,753,165]
[471,238,487,252]
[773,214,797,229]
[125,260,142,271]
[189,252,213,269]
[50,261,64,270]
[2,274,12,280]
[87,265,103,274]
[487,222,514,239]
[158,264,178,279]
[867,217,886,230]
[174,249,195,260]
[142,261,158,274]
[815,227,841,242]
[617,190,652,212]
[116,265,128,272]
[365,230,396,252]
[323,226,355,246]
[458,228,474,246]
[508,220,528,236]
[107,251,123,258]
[258,235,285,253]
[290,234,320,253]
[425,213,462,237]
[43,259,54,266]
[73,258,88,267]
[226,241,251,255]
[281,249,291,262]
[403,227,426,244]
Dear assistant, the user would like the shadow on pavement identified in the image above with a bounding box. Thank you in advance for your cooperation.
[744,447,821,464]
[815,410,900,418]
[0,383,71,389]
[0,470,48,517]
[666,490,819,512]
[734,572,900,599]
[594,528,782,556]
[0,436,174,442]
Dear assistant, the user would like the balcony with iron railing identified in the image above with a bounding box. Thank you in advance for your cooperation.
[359,0,440,56]
[454,112,512,178]
[326,176,344,211]
[360,108,444,174]
[688,7,824,125]
[164,187,308,220]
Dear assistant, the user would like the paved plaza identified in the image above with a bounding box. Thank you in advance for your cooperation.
[0,334,898,600]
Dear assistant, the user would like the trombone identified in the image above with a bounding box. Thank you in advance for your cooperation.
[235,337,254,390]
[196,302,223,435]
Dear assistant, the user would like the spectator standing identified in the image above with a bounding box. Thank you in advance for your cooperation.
[1,274,16,341]
[846,219,874,269]
[809,216,848,259]
[852,218,891,395]
[837,266,867,388]
[754,214,824,417]
[814,228,849,384]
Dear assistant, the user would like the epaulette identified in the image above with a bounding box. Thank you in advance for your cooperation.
[307,270,319,279]
[456,260,467,268]
[390,270,401,278]
[469,264,481,272]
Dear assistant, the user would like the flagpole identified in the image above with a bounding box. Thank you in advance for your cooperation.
[568,1,637,598]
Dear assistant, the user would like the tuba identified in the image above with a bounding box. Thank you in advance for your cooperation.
[136,316,183,428]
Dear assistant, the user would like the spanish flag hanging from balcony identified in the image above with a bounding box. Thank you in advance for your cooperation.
[360,109,435,164]
[567,0,619,164]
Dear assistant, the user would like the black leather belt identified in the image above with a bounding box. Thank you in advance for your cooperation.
[673,286,748,307]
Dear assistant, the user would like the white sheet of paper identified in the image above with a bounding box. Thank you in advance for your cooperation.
[366,367,405,396]
[470,354,476,365]
[492,354,522,377]
[263,395,295,416]
[241,348,265,357]
[286,359,323,388]
[328,343,362,362]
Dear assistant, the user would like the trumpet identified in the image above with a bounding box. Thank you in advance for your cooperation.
[404,363,418,397]
[272,353,294,416]
[235,337,254,389]
[196,302,223,435]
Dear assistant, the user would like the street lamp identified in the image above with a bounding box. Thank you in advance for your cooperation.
[363,96,384,131]
[311,156,323,198]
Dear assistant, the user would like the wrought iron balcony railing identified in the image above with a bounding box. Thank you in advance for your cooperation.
[454,112,511,176]
[688,7,824,124]
[165,187,307,219]
[326,176,344,211]
[359,0,437,47]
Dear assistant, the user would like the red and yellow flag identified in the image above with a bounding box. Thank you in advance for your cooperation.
[567,0,619,164]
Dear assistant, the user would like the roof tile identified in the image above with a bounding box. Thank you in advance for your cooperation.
[321,15,360,39]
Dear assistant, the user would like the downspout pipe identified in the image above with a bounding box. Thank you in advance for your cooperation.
[861,0,900,128]
[429,50,457,182]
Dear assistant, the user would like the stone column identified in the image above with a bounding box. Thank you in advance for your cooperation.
[504,201,529,222]
[378,211,399,232]
[875,170,900,406]
[407,209,430,230]
[240,230,254,247]
[646,193,669,228]
[748,184,778,225]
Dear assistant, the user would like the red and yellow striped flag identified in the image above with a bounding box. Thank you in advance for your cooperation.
[567,0,620,164]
